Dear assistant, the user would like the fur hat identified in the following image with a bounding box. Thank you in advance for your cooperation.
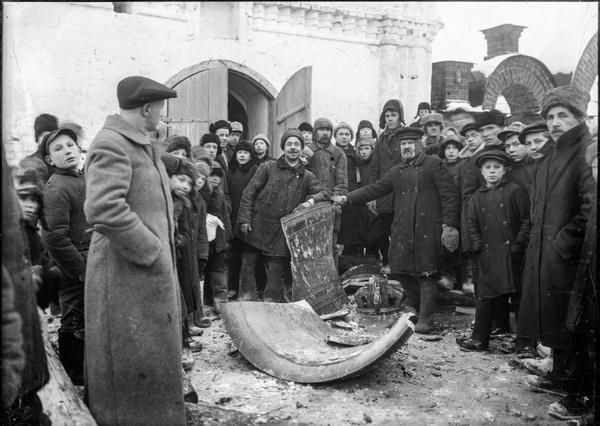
[474,149,511,168]
[356,137,376,149]
[333,122,354,140]
[280,128,305,150]
[414,102,431,118]
[13,168,44,199]
[379,99,405,129]
[540,85,590,120]
[200,133,222,155]
[518,122,548,145]
[234,140,254,154]
[40,128,79,158]
[357,120,378,138]
[298,122,313,132]
[252,133,270,148]
[438,136,464,159]
[313,117,333,132]
[195,161,211,178]
[475,109,505,130]
[460,121,480,137]
[422,113,443,127]
[165,135,192,158]
[209,120,232,134]
[210,161,224,178]
[34,113,59,141]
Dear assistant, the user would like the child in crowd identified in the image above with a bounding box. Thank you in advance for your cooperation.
[356,120,378,139]
[252,133,272,164]
[354,136,380,258]
[41,128,91,385]
[457,150,531,351]
[200,133,231,210]
[298,122,314,146]
[166,135,192,159]
[520,122,555,164]
[299,146,314,167]
[227,141,259,299]
[438,136,463,185]
[203,161,232,313]
[498,124,534,193]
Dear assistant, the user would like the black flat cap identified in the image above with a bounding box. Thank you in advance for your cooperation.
[40,128,79,157]
[474,149,511,168]
[396,126,424,141]
[460,121,479,136]
[117,76,177,109]
[518,122,548,145]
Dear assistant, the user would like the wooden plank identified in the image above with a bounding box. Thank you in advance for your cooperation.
[37,338,97,425]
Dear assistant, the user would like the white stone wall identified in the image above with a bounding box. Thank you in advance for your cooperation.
[2,1,440,166]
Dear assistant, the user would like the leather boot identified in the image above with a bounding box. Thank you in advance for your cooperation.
[238,251,259,301]
[209,271,228,314]
[263,258,286,302]
[415,276,437,334]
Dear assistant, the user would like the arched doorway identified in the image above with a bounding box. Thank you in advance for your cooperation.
[163,60,312,157]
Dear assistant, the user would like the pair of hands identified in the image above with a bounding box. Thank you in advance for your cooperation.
[240,198,317,236]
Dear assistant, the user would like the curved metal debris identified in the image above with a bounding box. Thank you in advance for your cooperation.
[221,301,414,383]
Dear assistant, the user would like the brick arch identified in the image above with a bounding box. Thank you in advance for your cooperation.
[571,32,598,95]
[482,55,556,121]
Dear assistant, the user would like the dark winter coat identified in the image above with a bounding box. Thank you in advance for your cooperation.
[505,157,535,194]
[1,146,49,397]
[443,160,460,186]
[195,192,209,262]
[2,266,25,407]
[174,194,200,315]
[84,114,185,425]
[423,135,445,156]
[518,122,595,349]
[348,152,460,275]
[237,157,327,257]
[357,155,378,245]
[307,141,348,197]
[466,180,531,298]
[369,126,405,213]
[41,168,91,280]
[228,161,259,227]
[339,145,363,246]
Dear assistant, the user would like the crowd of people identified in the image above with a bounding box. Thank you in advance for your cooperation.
[1,75,597,424]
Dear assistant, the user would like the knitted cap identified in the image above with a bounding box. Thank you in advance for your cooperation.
[195,161,211,178]
[34,114,59,141]
[165,135,191,158]
[280,128,305,150]
[540,85,590,119]
[252,133,270,148]
[333,121,354,140]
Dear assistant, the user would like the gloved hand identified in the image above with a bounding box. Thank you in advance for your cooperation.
[367,200,378,216]
[331,195,346,206]
[441,225,459,252]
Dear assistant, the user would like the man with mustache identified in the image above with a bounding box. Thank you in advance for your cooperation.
[332,127,460,334]
[307,118,348,269]
[518,86,595,421]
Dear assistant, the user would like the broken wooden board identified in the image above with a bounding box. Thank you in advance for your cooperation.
[319,308,350,321]
[221,301,414,383]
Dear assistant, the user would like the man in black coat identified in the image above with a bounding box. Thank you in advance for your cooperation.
[518,86,595,420]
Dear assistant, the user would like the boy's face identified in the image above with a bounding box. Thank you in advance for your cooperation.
[358,145,373,160]
[480,159,506,186]
[229,132,241,145]
[45,135,81,170]
[504,135,528,163]
[170,174,192,195]
[418,109,430,119]
[204,142,219,160]
[208,174,221,189]
[359,127,373,138]
[216,128,230,148]
[236,149,251,165]
[18,194,41,223]
[301,131,313,144]
[444,144,459,161]
[254,140,267,155]
[384,110,400,129]
[196,174,207,189]
[425,123,442,137]
[170,148,187,159]
[334,129,352,147]
[524,132,550,160]
[465,129,483,150]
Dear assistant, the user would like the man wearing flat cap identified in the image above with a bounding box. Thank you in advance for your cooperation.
[83,76,186,425]
[518,85,595,418]
[333,126,460,334]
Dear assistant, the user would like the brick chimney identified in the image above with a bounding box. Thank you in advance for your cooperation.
[481,24,527,60]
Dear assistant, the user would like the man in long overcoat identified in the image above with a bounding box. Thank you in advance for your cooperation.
[84,76,186,425]
[333,127,460,334]
[518,86,595,418]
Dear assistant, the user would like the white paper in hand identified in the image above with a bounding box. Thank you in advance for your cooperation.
[206,213,225,242]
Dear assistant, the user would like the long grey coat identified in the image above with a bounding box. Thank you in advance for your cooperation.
[84,115,185,425]
[518,122,595,349]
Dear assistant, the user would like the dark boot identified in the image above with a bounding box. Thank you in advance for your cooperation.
[208,271,228,314]
[396,274,419,313]
[58,331,85,385]
[263,257,286,302]
[238,251,259,301]
[414,276,437,334]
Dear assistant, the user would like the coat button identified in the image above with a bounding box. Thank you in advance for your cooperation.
[505,240,510,245]
[499,203,504,207]
[502,221,507,225]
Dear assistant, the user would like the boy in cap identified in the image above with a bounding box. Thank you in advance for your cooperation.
[421,113,446,155]
[237,129,327,302]
[520,121,554,163]
[298,122,314,146]
[357,120,378,139]
[438,136,463,186]
[225,121,244,163]
[354,136,379,257]
[209,120,233,168]
[457,150,531,351]
[477,109,506,149]
[20,113,59,184]
[410,101,431,128]
[252,133,272,164]
[200,132,231,203]
[227,141,259,299]
[41,128,91,385]
[166,135,192,159]
[84,75,187,425]
[499,123,535,194]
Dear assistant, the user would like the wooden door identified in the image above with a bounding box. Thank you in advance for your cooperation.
[272,67,312,158]
[165,62,228,145]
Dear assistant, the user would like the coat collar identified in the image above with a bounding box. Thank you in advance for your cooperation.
[554,122,590,151]
[477,178,508,193]
[103,114,151,146]
[52,167,83,178]
[276,155,305,175]
[399,151,426,167]
[311,140,336,153]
